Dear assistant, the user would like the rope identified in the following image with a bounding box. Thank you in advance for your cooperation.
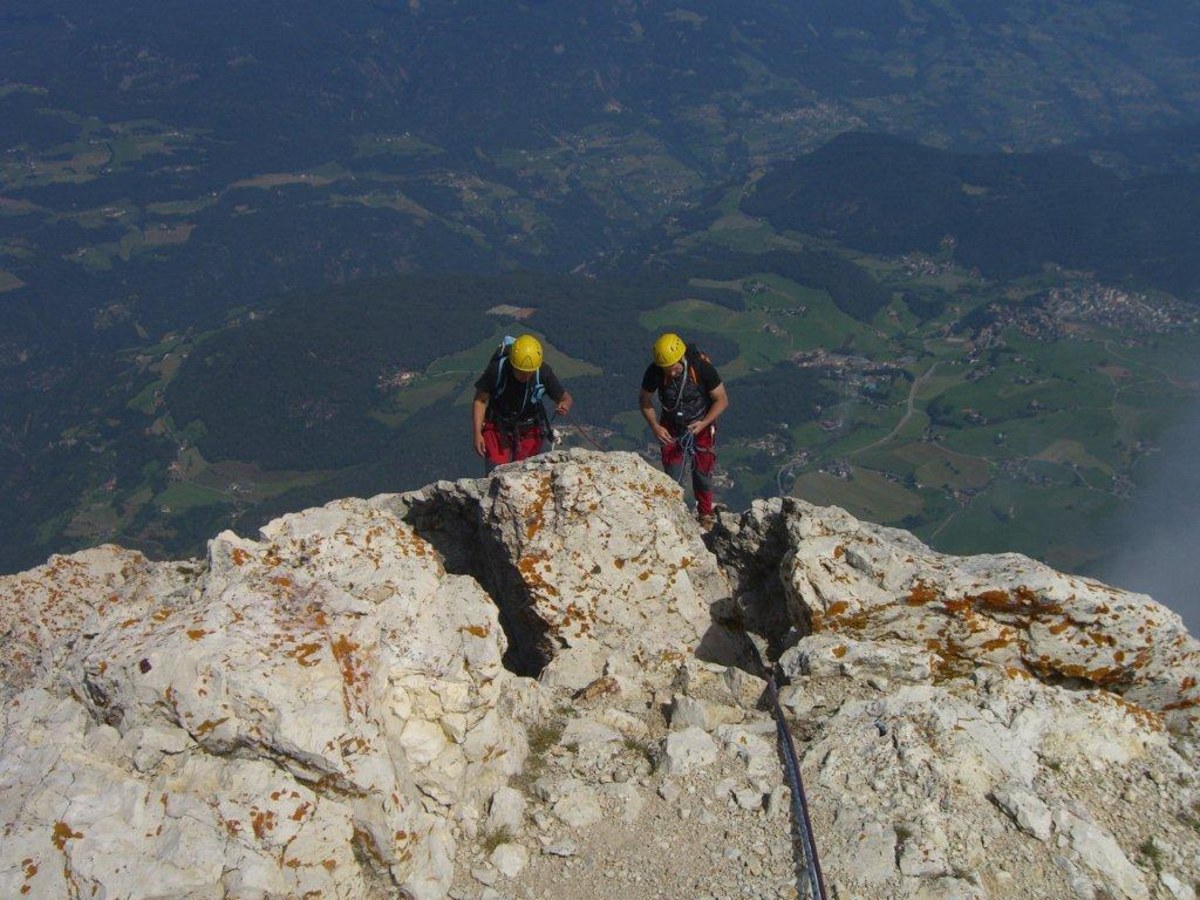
[665,361,691,415]
[557,408,608,452]
[672,427,698,487]
[734,623,828,898]
[766,675,828,900]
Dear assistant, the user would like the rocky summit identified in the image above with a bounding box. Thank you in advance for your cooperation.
[1,449,1197,900]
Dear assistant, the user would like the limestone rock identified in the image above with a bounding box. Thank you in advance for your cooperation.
[383,450,742,690]
[662,726,719,774]
[489,842,528,878]
[0,498,535,899]
[990,782,1053,841]
[669,694,745,731]
[719,497,1200,731]
[484,786,526,835]
[1,452,1198,900]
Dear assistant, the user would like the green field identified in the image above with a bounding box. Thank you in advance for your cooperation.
[641,250,1200,575]
[792,468,924,523]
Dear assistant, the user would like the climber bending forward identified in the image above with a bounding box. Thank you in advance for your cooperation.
[638,332,728,529]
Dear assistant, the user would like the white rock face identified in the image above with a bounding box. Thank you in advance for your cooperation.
[719,497,1200,731]
[662,726,719,774]
[383,450,739,690]
[712,496,1200,900]
[1,452,1198,900]
[0,499,535,899]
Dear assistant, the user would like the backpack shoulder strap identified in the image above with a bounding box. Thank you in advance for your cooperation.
[686,346,708,385]
[494,335,517,393]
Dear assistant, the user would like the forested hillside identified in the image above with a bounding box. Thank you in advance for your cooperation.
[3,2,1200,588]
[743,133,1200,298]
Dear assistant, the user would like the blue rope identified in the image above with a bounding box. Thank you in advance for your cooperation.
[673,428,697,487]
[767,676,828,900]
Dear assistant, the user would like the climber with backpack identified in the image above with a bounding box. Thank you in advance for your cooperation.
[472,333,573,472]
[639,332,729,529]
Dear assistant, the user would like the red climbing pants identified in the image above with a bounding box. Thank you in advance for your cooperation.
[482,421,546,472]
[661,423,716,516]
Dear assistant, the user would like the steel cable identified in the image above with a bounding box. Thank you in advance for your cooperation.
[766,675,828,900]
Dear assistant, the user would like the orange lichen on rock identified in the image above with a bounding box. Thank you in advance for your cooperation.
[194,717,229,736]
[905,581,939,606]
[1162,696,1200,711]
[559,601,594,636]
[289,643,323,667]
[51,822,83,851]
[971,589,1013,609]
[1027,657,1128,688]
[19,857,38,894]
[979,637,1013,652]
[966,585,1060,617]
[330,635,363,689]
[574,675,620,701]
[517,554,560,598]
[832,645,848,659]
[352,827,386,867]
[231,548,251,566]
[459,624,490,638]
[926,634,973,682]
[815,599,878,633]
[1091,693,1165,730]
[524,473,554,540]
[250,809,276,840]
[943,597,974,616]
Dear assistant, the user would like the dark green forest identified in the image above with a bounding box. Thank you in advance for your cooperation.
[743,133,1200,299]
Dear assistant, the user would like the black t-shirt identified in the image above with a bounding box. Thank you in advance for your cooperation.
[476,357,565,422]
[641,347,721,428]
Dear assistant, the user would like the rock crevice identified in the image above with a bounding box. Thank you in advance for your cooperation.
[0,450,1196,900]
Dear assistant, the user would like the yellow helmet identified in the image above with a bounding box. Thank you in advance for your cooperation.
[508,334,543,372]
[652,332,686,368]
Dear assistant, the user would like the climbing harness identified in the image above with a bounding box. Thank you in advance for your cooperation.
[493,400,554,464]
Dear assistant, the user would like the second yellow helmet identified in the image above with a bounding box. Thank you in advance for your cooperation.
[508,334,544,372]
[652,332,686,368]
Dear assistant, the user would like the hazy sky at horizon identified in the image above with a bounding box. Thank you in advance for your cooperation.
[1090,380,1200,635]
